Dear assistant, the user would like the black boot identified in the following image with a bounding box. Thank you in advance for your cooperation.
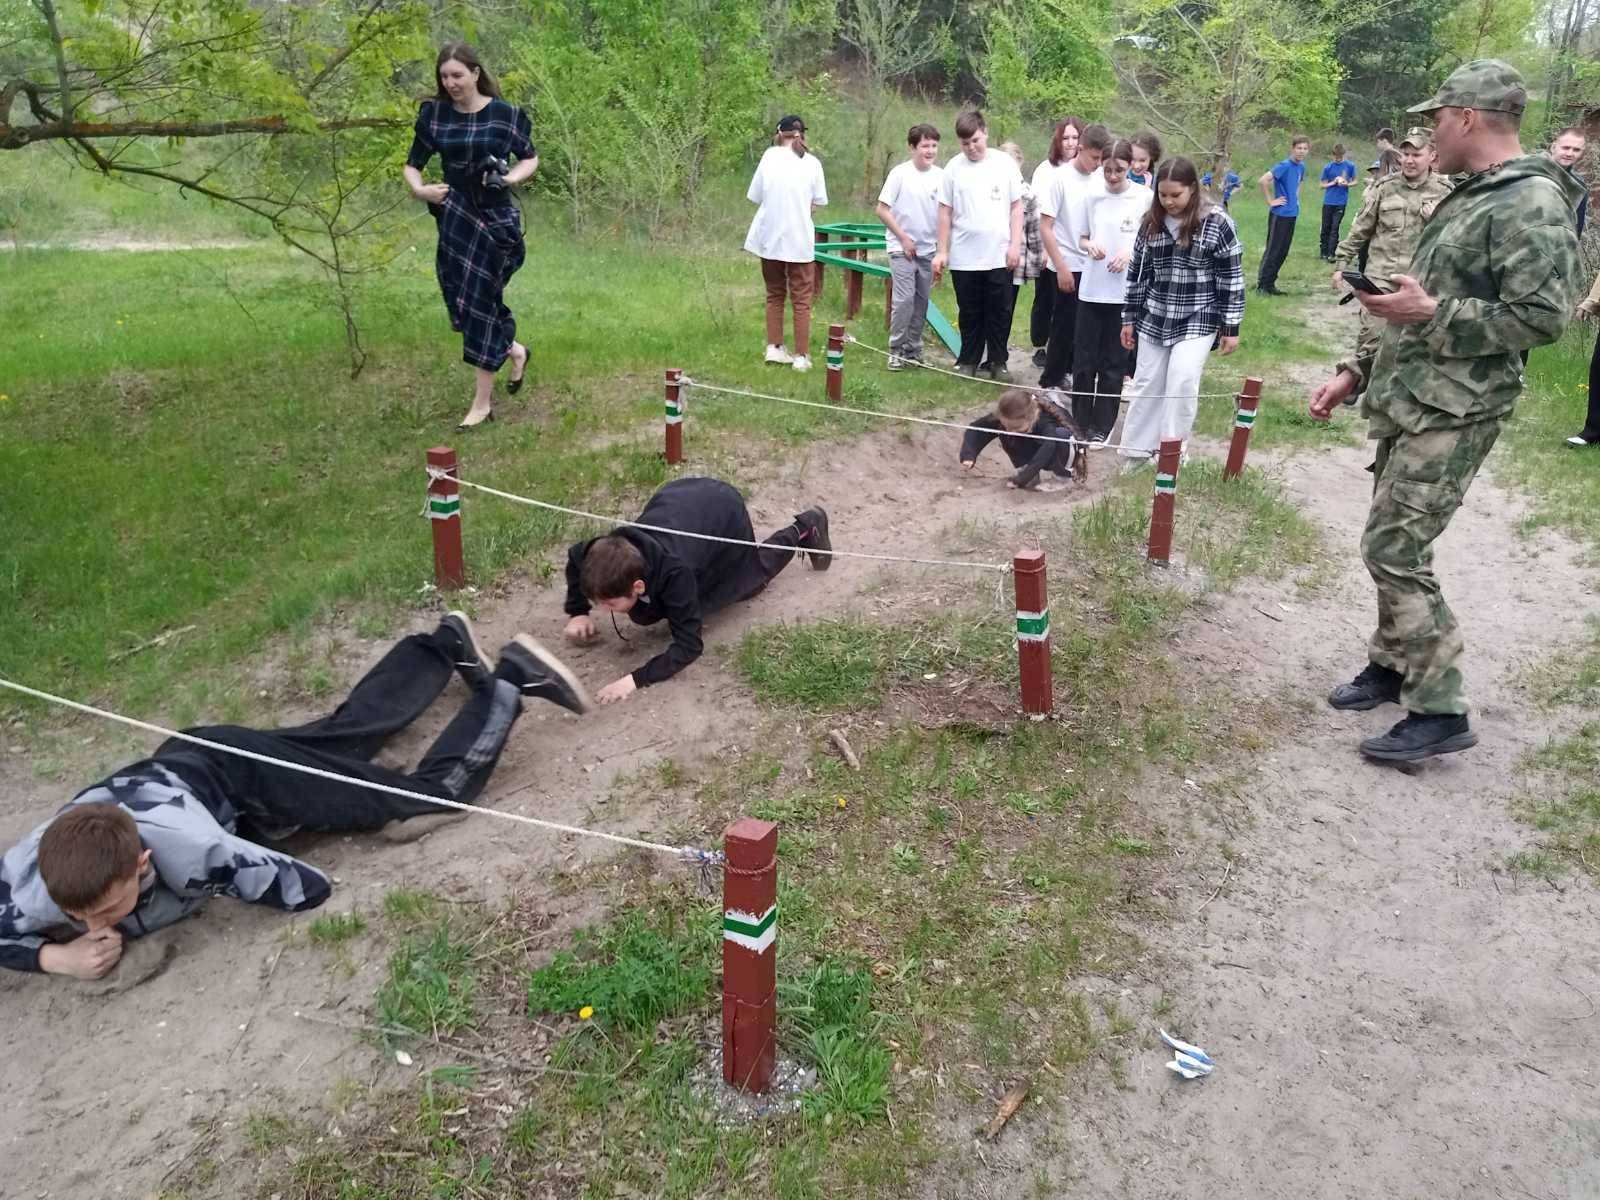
[796,506,832,571]
[1360,713,1477,762]
[1327,663,1402,711]
[438,610,495,693]
[497,635,590,714]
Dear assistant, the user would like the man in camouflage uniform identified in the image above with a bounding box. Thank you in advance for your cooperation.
[1308,60,1583,761]
[1331,128,1453,387]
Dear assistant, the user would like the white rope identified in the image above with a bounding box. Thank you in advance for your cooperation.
[679,377,1156,456]
[440,473,1013,573]
[0,677,717,864]
[844,333,1242,401]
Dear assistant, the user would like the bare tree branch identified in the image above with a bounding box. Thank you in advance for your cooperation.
[2,110,403,150]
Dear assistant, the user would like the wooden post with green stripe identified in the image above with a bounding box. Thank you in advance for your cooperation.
[425,446,465,590]
[1223,377,1264,480]
[723,818,778,1093]
[826,322,845,404]
[1014,550,1051,716]
[664,368,684,465]
[1147,438,1183,567]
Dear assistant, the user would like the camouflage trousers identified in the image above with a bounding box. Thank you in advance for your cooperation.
[1353,309,1384,377]
[1360,419,1502,715]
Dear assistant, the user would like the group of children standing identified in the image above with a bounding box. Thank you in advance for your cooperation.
[742,110,1245,477]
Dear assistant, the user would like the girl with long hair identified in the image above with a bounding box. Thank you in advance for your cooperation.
[402,43,540,429]
[1028,116,1084,365]
[744,116,829,371]
[1117,156,1244,465]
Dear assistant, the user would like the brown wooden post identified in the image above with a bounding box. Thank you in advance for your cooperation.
[1013,550,1051,716]
[826,322,845,403]
[722,818,778,1093]
[1223,377,1263,480]
[1147,438,1183,566]
[426,447,466,590]
[845,249,864,319]
[814,229,827,295]
[664,368,684,465]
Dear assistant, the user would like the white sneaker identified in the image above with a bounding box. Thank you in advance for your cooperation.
[764,344,794,365]
[887,354,904,371]
[792,355,813,372]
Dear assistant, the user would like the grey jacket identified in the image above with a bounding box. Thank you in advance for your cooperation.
[0,762,330,972]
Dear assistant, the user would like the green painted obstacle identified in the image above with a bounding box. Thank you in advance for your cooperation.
[812,221,960,356]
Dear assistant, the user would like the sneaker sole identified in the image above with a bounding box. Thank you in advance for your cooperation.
[804,508,832,572]
[1327,691,1399,712]
[511,633,592,715]
[1360,730,1479,762]
[444,610,494,681]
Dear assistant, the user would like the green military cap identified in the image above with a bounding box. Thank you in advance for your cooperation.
[1408,59,1527,116]
[1398,127,1433,149]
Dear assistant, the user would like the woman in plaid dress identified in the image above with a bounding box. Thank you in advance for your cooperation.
[403,44,539,429]
[1118,157,1244,465]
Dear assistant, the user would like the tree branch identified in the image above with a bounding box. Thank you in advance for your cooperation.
[31,0,74,129]
[1,111,403,150]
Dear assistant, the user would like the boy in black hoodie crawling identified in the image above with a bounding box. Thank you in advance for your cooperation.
[958,388,1083,489]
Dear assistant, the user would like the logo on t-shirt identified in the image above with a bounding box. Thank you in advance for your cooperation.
[989,184,1002,201]
[1120,216,1137,232]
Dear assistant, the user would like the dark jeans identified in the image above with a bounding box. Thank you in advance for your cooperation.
[1039,270,1083,388]
[1258,213,1297,289]
[951,267,1013,367]
[1319,204,1346,258]
[1030,272,1056,348]
[156,629,522,834]
[1584,333,1600,441]
[1071,301,1128,437]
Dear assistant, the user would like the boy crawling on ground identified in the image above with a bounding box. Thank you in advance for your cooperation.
[564,477,831,705]
[959,387,1082,491]
[0,615,586,980]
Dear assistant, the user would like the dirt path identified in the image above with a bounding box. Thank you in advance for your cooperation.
[1035,418,1600,1192]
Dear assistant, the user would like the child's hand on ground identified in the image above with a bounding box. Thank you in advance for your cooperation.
[39,928,123,980]
[564,615,598,644]
[596,675,637,705]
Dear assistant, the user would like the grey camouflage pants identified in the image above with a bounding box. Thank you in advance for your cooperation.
[889,254,933,357]
[1360,418,1502,715]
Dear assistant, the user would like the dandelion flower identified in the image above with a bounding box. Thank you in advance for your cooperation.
[578,1006,594,1020]
[836,796,847,809]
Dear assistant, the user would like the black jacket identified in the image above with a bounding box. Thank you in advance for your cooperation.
[564,478,766,687]
[958,413,1073,488]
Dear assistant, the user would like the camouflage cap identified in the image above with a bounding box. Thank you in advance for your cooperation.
[1398,127,1433,149]
[1408,59,1527,116]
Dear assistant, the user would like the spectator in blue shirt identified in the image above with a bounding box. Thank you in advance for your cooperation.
[1203,167,1242,209]
[1318,143,1357,261]
[1255,134,1310,295]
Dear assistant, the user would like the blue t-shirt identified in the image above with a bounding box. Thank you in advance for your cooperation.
[1202,171,1242,202]
[1321,159,1356,207]
[1270,157,1306,217]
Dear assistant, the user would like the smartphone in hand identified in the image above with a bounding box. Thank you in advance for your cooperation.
[1340,270,1388,295]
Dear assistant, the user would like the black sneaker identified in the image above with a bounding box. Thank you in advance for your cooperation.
[796,506,832,571]
[988,364,1014,383]
[1327,663,1403,711]
[496,635,591,715]
[1360,713,1477,762]
[958,364,980,377]
[439,610,495,693]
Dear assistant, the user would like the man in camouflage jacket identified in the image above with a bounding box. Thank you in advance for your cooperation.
[1308,60,1582,761]
[1331,127,1454,381]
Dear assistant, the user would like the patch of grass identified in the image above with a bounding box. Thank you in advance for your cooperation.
[307,911,366,946]
[376,924,480,1038]
[382,888,442,923]
[1511,328,1600,560]
[784,960,893,1125]
[525,910,714,1031]
[1512,722,1600,878]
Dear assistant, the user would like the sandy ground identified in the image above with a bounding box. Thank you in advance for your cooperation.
[966,439,1600,1199]
[0,412,1107,1200]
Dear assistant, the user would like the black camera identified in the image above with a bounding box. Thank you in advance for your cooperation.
[477,155,512,191]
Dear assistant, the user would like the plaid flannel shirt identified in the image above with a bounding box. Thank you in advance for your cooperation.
[1122,208,1245,346]
[1016,182,1046,283]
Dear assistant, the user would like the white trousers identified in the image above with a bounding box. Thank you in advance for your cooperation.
[1118,332,1212,459]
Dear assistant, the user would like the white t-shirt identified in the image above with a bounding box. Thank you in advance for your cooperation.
[878,160,945,257]
[938,150,1022,271]
[744,146,828,263]
[1030,159,1062,206]
[1043,161,1103,273]
[1077,183,1153,304]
